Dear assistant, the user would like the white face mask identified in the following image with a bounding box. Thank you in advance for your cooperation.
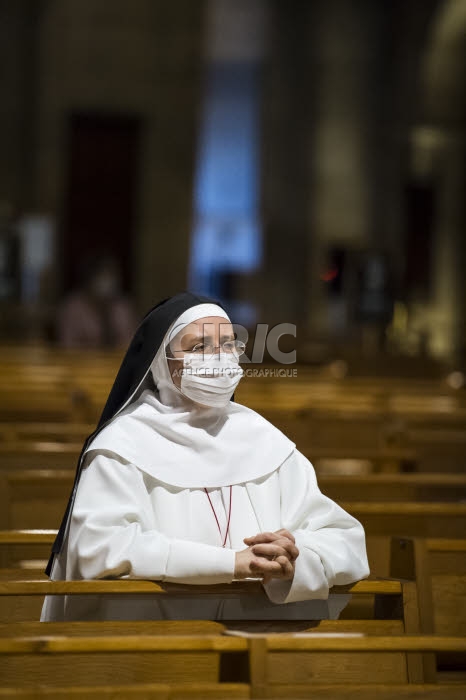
[180,352,243,408]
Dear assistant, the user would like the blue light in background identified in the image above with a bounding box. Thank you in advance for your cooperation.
[189,62,262,321]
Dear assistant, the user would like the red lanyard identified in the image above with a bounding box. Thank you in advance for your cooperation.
[204,485,232,548]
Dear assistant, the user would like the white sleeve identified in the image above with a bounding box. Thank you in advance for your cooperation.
[263,450,370,604]
[68,452,236,584]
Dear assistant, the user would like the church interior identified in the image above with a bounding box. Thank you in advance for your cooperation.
[0,0,465,697]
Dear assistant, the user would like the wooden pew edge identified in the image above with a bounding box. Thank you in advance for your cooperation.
[0,578,402,596]
[0,634,465,655]
[0,684,465,699]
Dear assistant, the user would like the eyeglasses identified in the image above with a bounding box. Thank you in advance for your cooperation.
[167,339,246,360]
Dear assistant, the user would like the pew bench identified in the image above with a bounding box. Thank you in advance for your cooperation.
[1,531,465,640]
[0,472,73,544]
[0,575,425,680]
[0,444,81,472]
[0,530,56,569]
[0,529,464,627]
[391,538,466,634]
[343,502,466,538]
[0,391,80,424]
[390,537,466,678]
[406,427,466,473]
[0,682,464,700]
[0,578,439,692]
[0,630,465,697]
[0,577,414,627]
[0,423,92,444]
[319,473,466,501]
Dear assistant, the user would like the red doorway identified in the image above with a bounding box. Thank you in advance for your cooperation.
[61,113,141,294]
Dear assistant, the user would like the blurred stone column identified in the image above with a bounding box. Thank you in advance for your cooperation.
[431,135,465,361]
[135,1,207,309]
[261,0,386,341]
[0,0,42,212]
[260,0,311,329]
[415,0,466,361]
[306,0,381,337]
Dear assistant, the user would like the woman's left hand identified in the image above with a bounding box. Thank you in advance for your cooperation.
[243,529,299,583]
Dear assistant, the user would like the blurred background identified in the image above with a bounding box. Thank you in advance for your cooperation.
[1,3,466,638]
[0,0,464,371]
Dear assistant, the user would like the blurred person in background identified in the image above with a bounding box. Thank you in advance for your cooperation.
[57,256,137,349]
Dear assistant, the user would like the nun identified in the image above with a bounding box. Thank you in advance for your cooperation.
[41,292,369,622]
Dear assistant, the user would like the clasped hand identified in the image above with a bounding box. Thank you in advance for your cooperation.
[234,529,299,583]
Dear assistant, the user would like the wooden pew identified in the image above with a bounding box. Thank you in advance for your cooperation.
[391,538,466,634]
[0,577,416,636]
[1,682,461,700]
[0,530,56,569]
[0,385,101,425]
[0,619,417,695]
[2,367,465,468]
[319,473,466,501]
[238,373,466,414]
[0,619,248,694]
[420,538,466,638]
[0,423,92,444]
[391,537,466,670]
[0,350,118,425]
[305,535,466,662]
[0,564,462,692]
[3,349,465,418]
[406,427,466,473]
[239,374,466,463]
[259,408,389,451]
[0,473,73,531]
[249,408,465,472]
[0,443,81,471]
[0,575,424,686]
[0,572,435,690]
[0,475,71,568]
[388,537,466,679]
[0,390,78,423]
[343,502,466,538]
[245,634,466,697]
[0,630,465,697]
[310,446,419,474]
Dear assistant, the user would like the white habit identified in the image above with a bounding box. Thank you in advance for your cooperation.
[41,303,369,621]
[41,444,369,621]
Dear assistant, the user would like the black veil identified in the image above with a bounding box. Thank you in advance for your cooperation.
[46,291,229,576]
